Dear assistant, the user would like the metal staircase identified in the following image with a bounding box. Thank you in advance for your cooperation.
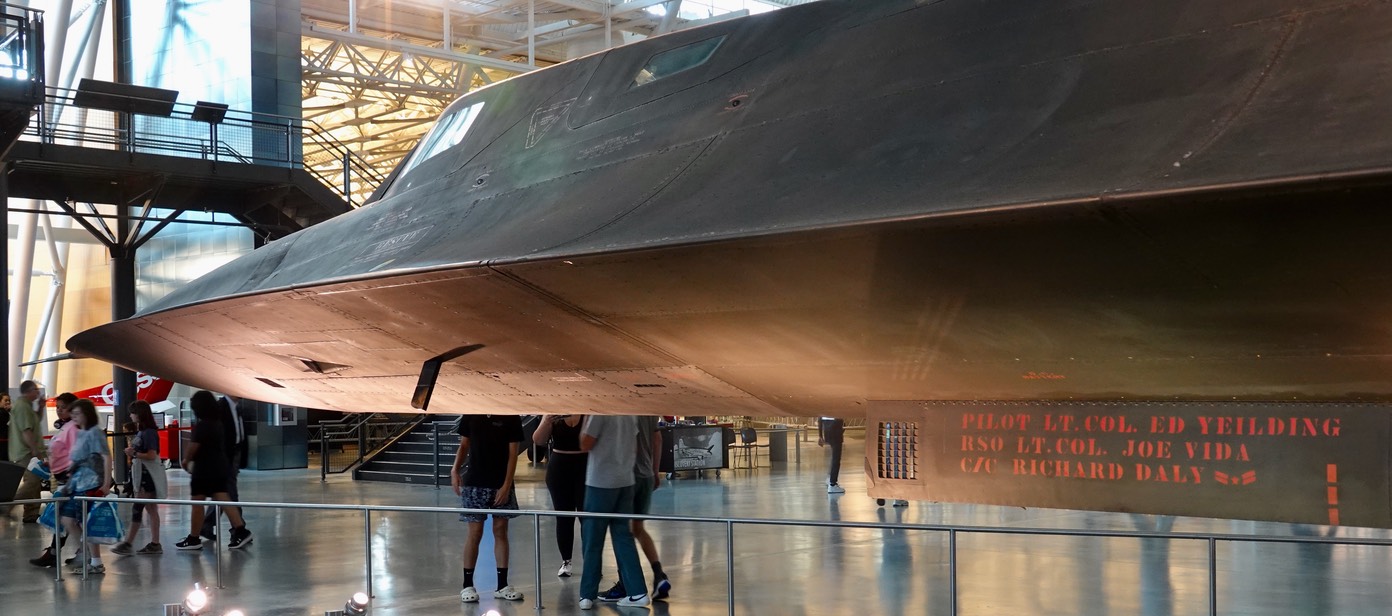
[354,416,461,486]
[313,412,423,479]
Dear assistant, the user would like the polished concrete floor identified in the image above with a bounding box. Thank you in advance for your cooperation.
[4,434,1392,616]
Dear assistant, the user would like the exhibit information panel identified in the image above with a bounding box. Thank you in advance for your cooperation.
[866,401,1392,527]
[658,425,727,473]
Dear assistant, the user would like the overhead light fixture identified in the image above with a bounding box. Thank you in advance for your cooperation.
[72,78,178,116]
[191,100,229,124]
[224,611,246,616]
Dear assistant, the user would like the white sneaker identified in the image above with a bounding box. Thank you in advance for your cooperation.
[827,483,846,494]
[558,560,572,577]
[893,499,909,507]
[460,586,480,603]
[618,593,651,607]
[579,598,595,610]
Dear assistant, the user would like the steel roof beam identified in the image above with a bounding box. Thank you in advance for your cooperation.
[303,24,537,75]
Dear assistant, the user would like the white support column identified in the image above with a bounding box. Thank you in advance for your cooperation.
[658,0,683,33]
[442,3,451,50]
[70,0,106,91]
[4,0,110,394]
[37,212,71,390]
[39,0,74,148]
[8,212,37,390]
[44,4,107,390]
[21,0,106,391]
[44,0,73,85]
[11,0,72,390]
[348,0,358,33]
[25,274,59,382]
[528,0,535,67]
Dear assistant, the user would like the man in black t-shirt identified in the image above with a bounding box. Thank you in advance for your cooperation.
[175,391,251,551]
[451,414,525,604]
[200,395,243,541]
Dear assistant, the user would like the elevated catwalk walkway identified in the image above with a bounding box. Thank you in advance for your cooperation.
[0,3,376,237]
[4,436,1392,615]
[1,80,380,238]
[6,137,348,238]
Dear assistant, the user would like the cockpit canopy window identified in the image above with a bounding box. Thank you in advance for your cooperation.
[396,101,486,179]
[631,36,726,88]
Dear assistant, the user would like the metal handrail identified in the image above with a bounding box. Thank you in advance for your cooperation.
[16,492,1391,615]
[301,127,385,205]
[318,412,422,480]
[311,412,402,439]
[20,84,384,207]
[0,4,44,99]
[427,417,464,487]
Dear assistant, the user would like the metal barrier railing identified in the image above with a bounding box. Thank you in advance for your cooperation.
[12,493,1392,615]
[430,417,462,487]
[22,85,384,207]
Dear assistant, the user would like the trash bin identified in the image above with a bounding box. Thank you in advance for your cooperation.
[160,423,182,469]
[767,426,788,463]
[0,460,24,503]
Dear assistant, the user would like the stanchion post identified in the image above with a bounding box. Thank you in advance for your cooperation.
[950,529,959,616]
[53,504,62,582]
[795,428,802,464]
[122,110,134,151]
[79,498,89,580]
[533,512,543,612]
[342,150,352,199]
[364,508,374,598]
[321,430,329,482]
[358,424,367,465]
[1208,537,1217,616]
[214,503,224,589]
[432,422,441,489]
[726,520,735,616]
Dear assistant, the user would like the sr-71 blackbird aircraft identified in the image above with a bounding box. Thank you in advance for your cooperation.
[66,0,1392,524]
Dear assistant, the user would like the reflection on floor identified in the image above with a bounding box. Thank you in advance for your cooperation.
[2,433,1390,615]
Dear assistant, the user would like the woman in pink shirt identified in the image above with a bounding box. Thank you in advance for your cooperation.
[46,393,79,481]
[26,394,79,569]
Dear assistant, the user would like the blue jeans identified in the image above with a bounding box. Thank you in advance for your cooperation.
[580,484,647,600]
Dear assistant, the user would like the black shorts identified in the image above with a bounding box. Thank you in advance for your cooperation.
[458,486,520,522]
[190,473,228,497]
